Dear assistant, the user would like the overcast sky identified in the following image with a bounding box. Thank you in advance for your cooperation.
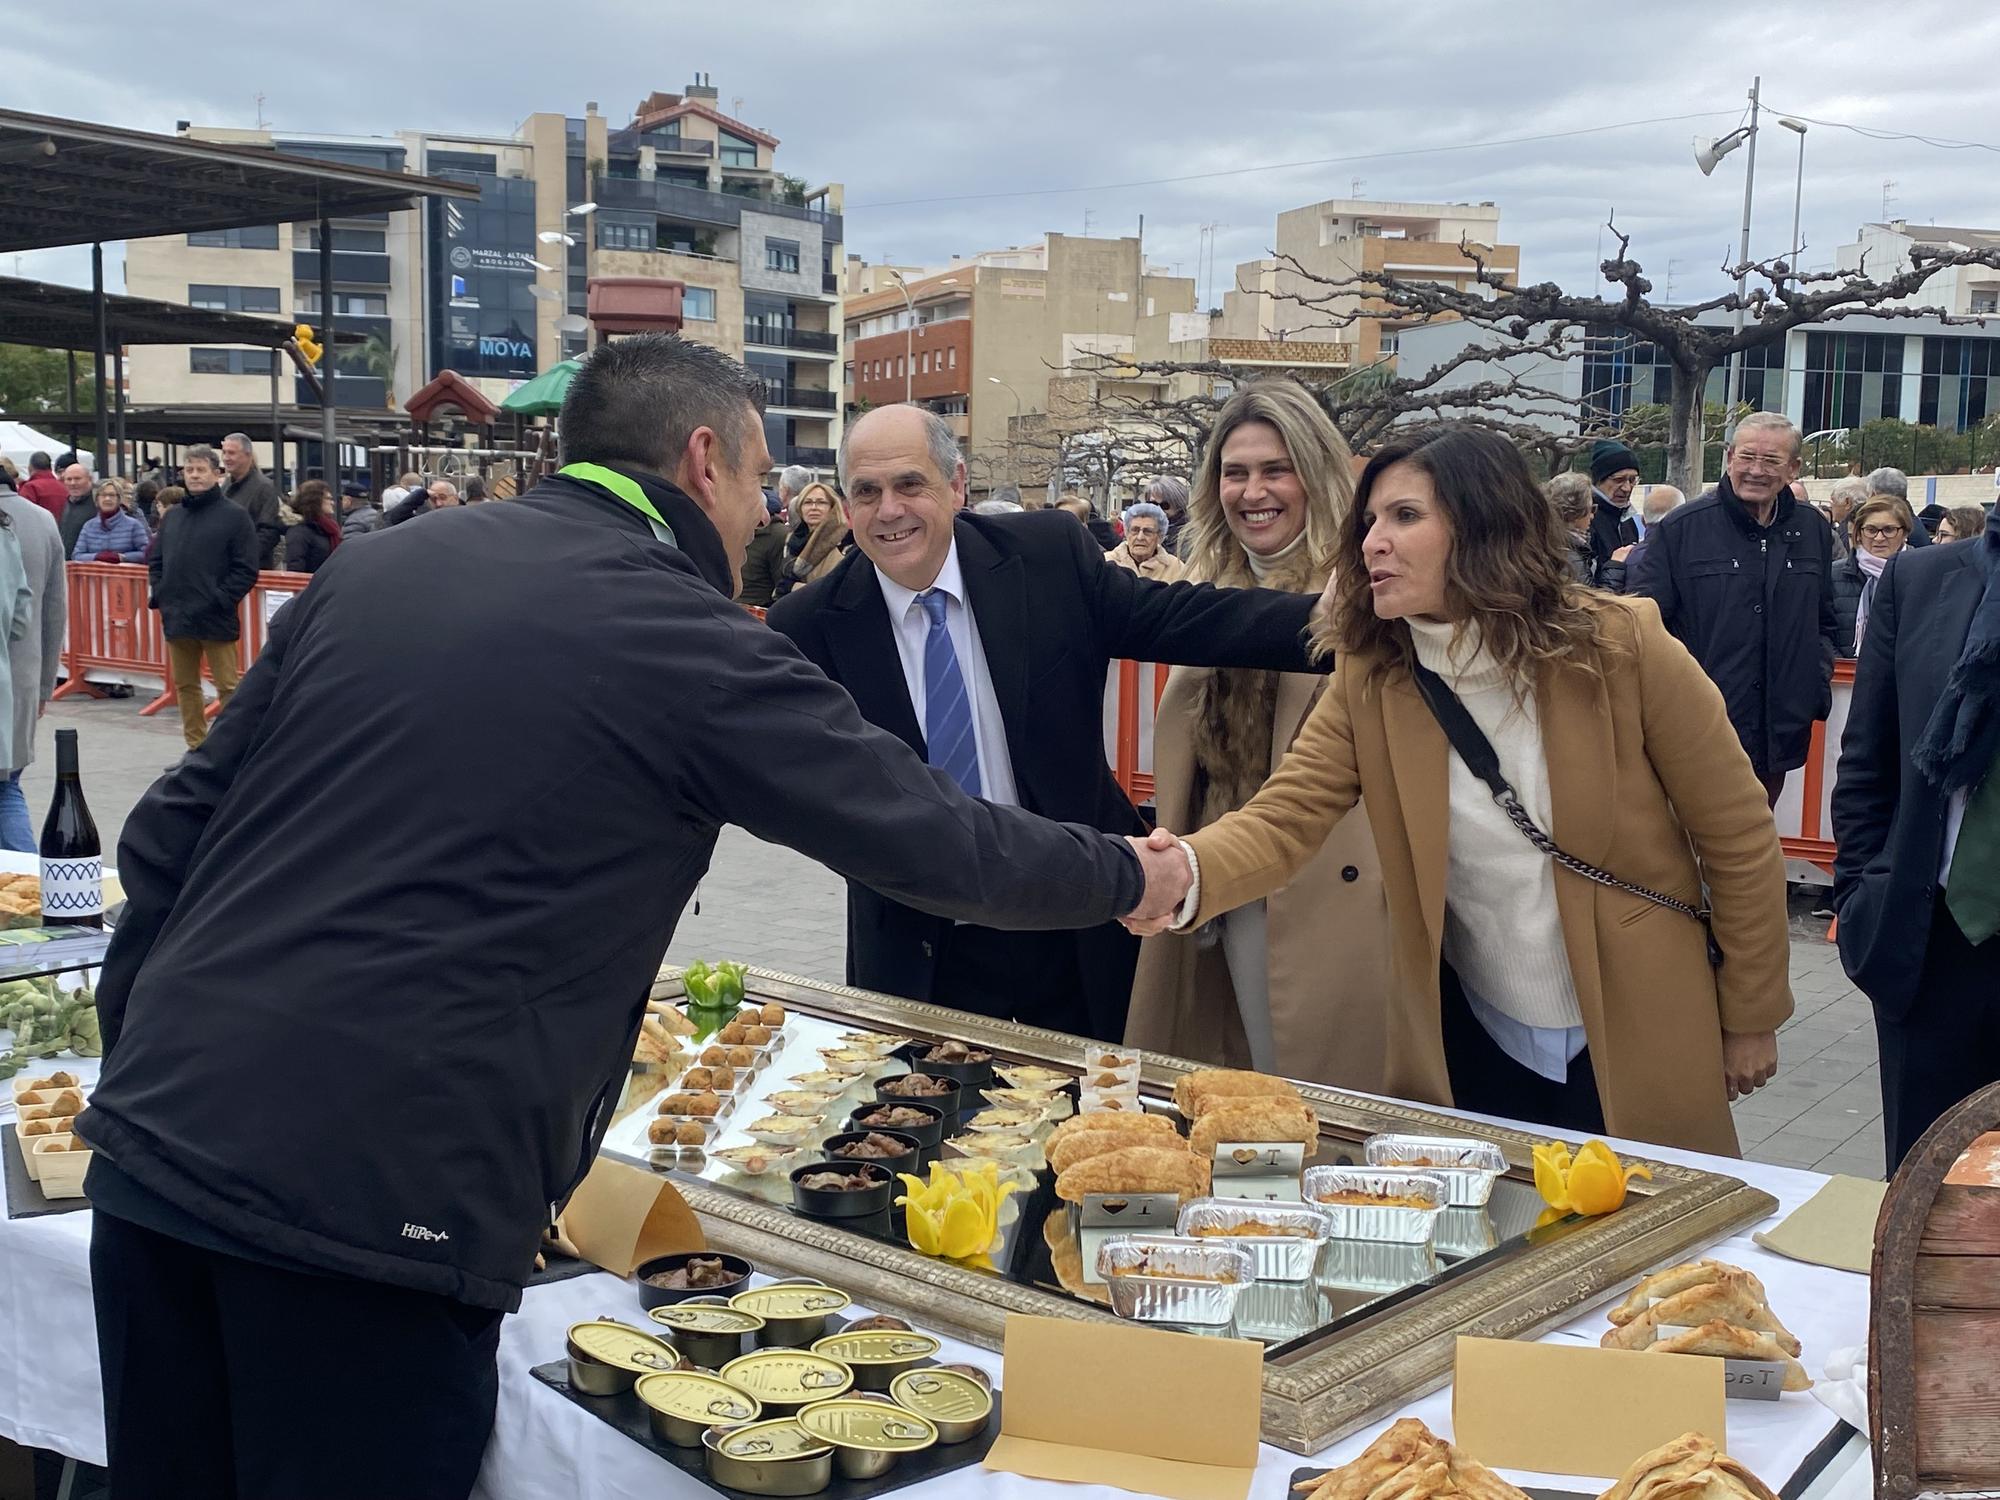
[12,0,2000,311]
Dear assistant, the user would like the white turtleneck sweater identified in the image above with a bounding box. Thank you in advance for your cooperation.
[1405,618,1586,1076]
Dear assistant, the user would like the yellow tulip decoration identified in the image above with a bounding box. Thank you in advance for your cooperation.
[1532,1139,1651,1228]
[896,1160,1021,1266]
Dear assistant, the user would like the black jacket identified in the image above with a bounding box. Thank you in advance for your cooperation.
[1831,540,1987,1019]
[1086,515,1119,551]
[146,483,259,640]
[283,518,335,575]
[223,465,284,567]
[1586,493,1638,590]
[1628,483,1836,779]
[767,509,1321,1040]
[1830,553,1868,658]
[78,467,1142,1311]
[58,495,95,557]
[736,521,789,607]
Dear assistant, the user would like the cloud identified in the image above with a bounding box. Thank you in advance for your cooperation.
[10,0,2000,311]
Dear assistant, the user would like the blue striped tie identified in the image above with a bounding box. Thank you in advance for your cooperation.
[919,589,982,797]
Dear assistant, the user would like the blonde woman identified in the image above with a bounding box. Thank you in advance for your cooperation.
[774,481,848,598]
[1125,380,1390,1085]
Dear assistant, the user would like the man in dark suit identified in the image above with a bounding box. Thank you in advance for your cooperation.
[1832,506,2000,1171]
[768,403,1327,1041]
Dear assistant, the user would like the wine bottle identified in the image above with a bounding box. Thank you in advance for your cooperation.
[39,729,102,929]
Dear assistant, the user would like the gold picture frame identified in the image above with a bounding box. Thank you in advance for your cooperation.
[646,968,1776,1456]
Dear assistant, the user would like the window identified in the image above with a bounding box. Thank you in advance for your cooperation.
[1799,331,1904,434]
[187,284,281,313]
[920,352,931,374]
[1918,335,2000,430]
[299,291,389,317]
[843,361,854,385]
[947,347,956,370]
[189,348,275,375]
[683,286,717,321]
[297,225,387,252]
[719,130,759,168]
[765,238,801,275]
[1973,290,2000,315]
[597,216,656,251]
[187,224,279,250]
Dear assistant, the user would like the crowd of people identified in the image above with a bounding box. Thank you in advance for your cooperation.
[47,331,1994,1495]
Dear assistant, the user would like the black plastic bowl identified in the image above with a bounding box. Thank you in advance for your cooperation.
[790,1159,895,1219]
[893,1042,995,1092]
[634,1250,754,1310]
[847,1101,946,1152]
[873,1072,963,1121]
[820,1128,923,1181]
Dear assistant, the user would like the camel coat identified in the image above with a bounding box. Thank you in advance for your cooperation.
[1182,595,1793,1157]
[1126,667,1392,1090]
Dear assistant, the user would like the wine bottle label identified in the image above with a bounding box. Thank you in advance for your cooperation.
[39,857,103,920]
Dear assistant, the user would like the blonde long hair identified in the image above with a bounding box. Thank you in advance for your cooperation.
[1181,380,1352,588]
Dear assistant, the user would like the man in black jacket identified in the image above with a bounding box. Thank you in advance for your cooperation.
[1585,438,1641,589]
[219,431,284,567]
[1832,509,2000,1169]
[147,445,258,749]
[76,335,1186,1500]
[768,402,1327,1042]
[1629,413,1836,803]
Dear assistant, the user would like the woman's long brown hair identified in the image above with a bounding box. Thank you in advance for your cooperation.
[1316,424,1612,684]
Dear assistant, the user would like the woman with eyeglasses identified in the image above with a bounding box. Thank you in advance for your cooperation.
[1832,496,1915,658]
[1936,505,1989,544]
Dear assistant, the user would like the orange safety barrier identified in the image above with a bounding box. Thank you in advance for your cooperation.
[1110,660,1171,804]
[56,563,312,721]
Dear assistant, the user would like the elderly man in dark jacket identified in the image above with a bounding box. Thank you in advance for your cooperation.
[75,334,1187,1500]
[148,445,259,749]
[1629,413,1836,804]
[1585,438,1641,589]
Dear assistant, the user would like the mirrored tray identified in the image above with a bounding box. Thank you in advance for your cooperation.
[600,968,1776,1455]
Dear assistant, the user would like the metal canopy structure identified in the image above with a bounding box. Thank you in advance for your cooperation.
[0,275,363,353]
[0,108,476,253]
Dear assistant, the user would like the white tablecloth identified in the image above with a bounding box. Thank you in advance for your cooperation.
[0,1088,1870,1500]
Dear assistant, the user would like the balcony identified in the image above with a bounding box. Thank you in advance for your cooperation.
[745,322,838,354]
[823,272,841,295]
[595,175,842,238]
[292,250,391,287]
[764,385,837,412]
[780,444,837,468]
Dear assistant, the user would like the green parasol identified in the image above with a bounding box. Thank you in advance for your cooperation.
[500,359,582,417]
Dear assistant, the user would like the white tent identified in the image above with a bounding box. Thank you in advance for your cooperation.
[0,421,94,475]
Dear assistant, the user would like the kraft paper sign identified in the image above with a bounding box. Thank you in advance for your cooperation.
[984,1314,1262,1500]
[1453,1337,1726,1479]
[1752,1174,1888,1275]
[558,1155,704,1277]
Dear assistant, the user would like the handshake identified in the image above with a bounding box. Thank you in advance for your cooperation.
[1120,826,1193,937]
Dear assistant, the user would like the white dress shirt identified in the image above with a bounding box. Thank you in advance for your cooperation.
[873,541,1021,809]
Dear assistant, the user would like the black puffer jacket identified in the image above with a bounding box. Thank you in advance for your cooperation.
[1627,477,1837,778]
[146,482,259,641]
[80,466,1143,1312]
[1829,553,1867,658]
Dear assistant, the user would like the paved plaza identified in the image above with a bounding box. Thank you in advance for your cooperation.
[43,693,1890,1181]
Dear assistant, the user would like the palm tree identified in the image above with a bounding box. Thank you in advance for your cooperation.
[350,333,398,408]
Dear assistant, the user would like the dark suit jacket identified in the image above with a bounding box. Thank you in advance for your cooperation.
[1831,539,1986,1020]
[767,509,1321,1036]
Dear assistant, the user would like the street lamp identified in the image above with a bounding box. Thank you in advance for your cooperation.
[1694,75,1762,417]
[887,270,956,402]
[1777,118,1808,284]
[988,376,1023,483]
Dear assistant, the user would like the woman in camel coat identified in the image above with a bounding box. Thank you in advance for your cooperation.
[1137,424,1792,1156]
[1126,381,1390,1090]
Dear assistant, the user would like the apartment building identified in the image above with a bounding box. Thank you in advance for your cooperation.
[1211,198,1520,366]
[121,75,843,471]
[1837,220,2000,317]
[842,234,1196,492]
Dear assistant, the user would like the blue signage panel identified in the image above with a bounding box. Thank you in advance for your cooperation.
[427,173,540,381]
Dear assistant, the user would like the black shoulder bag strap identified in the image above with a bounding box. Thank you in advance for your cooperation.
[1408,662,1723,969]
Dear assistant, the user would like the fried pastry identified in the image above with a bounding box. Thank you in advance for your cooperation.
[1049,1124,1182,1175]
[1292,1417,1529,1500]
[1046,1109,1178,1152]
[1648,1321,1812,1391]
[1054,1145,1209,1204]
[1189,1098,1318,1160]
[1598,1432,1782,1500]
[1647,1276,1798,1353]
[1608,1259,1768,1325]
[1173,1068,1301,1120]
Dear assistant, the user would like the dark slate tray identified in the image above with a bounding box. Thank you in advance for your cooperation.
[525,1249,606,1289]
[531,1358,1000,1500]
[3,1123,89,1219]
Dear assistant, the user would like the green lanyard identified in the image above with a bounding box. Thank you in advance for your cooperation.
[558,462,678,546]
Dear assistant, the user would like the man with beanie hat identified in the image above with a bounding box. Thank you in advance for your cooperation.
[1586,439,1641,589]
